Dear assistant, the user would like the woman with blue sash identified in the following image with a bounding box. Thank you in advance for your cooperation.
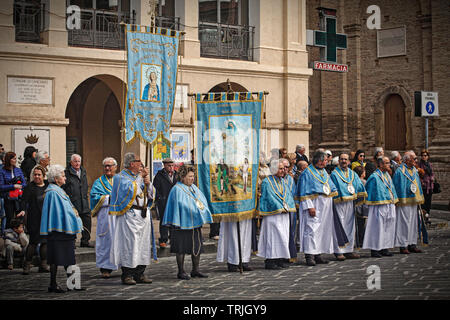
[162,165,213,280]
[40,165,83,293]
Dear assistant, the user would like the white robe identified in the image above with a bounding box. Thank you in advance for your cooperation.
[216,219,252,265]
[257,213,290,259]
[333,201,356,254]
[299,196,335,255]
[363,204,396,251]
[95,195,118,270]
[110,186,153,269]
[394,205,418,247]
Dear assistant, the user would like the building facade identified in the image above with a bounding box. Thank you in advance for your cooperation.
[0,0,311,185]
[307,0,450,201]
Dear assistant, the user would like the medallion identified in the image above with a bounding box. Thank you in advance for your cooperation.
[410,183,417,193]
[347,185,355,195]
[323,184,331,196]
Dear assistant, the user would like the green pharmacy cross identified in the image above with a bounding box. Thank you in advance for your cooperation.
[312,8,347,63]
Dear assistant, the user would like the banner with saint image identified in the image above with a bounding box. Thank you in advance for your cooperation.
[195,92,264,222]
[124,24,180,144]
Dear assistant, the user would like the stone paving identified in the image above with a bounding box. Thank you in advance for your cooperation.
[1,225,449,301]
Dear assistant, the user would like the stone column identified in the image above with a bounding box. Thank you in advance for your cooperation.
[0,0,14,44]
[176,0,200,59]
[41,0,67,47]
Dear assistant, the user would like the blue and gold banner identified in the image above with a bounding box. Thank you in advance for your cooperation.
[195,92,264,222]
[124,24,180,143]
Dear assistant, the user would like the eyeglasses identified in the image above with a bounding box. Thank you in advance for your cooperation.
[104,164,115,168]
[132,159,142,163]
[359,155,365,158]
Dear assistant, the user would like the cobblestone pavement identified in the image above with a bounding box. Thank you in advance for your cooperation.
[1,227,449,301]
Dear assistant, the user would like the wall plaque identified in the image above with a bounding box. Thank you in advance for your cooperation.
[377,27,406,58]
[7,76,53,105]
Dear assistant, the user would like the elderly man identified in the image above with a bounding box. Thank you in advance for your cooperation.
[109,152,155,285]
[257,160,296,269]
[363,157,399,257]
[295,144,309,164]
[281,158,297,263]
[35,151,50,175]
[153,158,179,248]
[90,157,118,278]
[63,154,91,247]
[296,150,348,266]
[330,153,367,261]
[393,151,425,254]
[390,151,402,176]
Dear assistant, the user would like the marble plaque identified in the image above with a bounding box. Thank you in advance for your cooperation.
[377,27,406,58]
[7,77,53,105]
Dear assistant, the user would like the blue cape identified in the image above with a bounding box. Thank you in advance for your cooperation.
[90,175,113,216]
[162,182,213,229]
[393,164,424,206]
[365,169,399,206]
[295,165,338,202]
[258,175,296,216]
[109,169,139,216]
[40,184,83,235]
[330,167,367,204]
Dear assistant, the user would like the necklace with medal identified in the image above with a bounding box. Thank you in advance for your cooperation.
[179,184,205,210]
[375,169,395,201]
[335,167,355,195]
[309,166,331,195]
[401,166,419,194]
[268,176,290,212]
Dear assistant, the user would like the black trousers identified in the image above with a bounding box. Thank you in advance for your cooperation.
[4,199,20,229]
[79,212,91,245]
[423,191,433,214]
[209,223,220,237]
[121,265,146,281]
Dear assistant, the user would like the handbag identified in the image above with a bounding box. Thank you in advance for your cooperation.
[433,181,441,194]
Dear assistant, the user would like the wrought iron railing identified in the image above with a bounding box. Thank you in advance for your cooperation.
[68,9,135,50]
[199,22,254,61]
[68,10,180,50]
[14,1,44,43]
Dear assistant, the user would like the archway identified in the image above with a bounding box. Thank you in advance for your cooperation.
[65,75,124,185]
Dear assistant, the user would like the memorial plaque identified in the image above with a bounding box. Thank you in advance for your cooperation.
[7,77,53,105]
[377,27,406,58]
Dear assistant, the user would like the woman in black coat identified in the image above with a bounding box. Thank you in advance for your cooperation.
[18,165,49,274]
[20,146,37,184]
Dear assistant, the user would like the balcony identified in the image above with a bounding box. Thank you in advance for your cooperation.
[68,10,180,50]
[68,9,135,50]
[199,22,254,61]
[14,1,44,43]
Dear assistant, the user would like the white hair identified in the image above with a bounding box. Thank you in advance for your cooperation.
[296,144,305,151]
[47,164,65,183]
[402,150,415,163]
[71,154,81,162]
[390,151,400,160]
[102,157,117,166]
[123,152,136,168]
[269,159,280,175]
[35,151,49,164]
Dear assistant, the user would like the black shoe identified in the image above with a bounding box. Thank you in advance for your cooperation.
[191,271,208,278]
[305,254,316,266]
[227,263,239,272]
[314,255,329,264]
[371,250,382,258]
[67,287,86,291]
[380,249,393,256]
[80,243,94,248]
[265,260,281,270]
[277,259,290,268]
[48,286,65,293]
[177,272,191,280]
[242,264,253,272]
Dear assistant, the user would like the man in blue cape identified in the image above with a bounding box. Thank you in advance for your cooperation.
[90,157,118,278]
[281,158,297,263]
[296,149,348,266]
[257,160,296,270]
[363,156,399,257]
[393,151,425,254]
[330,153,367,261]
[109,152,155,285]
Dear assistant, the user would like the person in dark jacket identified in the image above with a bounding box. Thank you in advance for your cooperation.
[0,152,27,229]
[153,158,179,247]
[62,154,91,247]
[20,146,38,184]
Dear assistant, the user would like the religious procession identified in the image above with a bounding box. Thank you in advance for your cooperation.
[0,1,447,300]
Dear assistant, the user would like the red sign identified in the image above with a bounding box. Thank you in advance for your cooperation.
[313,61,348,73]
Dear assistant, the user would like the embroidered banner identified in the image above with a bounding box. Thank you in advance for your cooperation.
[124,24,180,144]
[195,92,264,222]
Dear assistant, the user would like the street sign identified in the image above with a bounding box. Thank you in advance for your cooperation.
[414,91,439,117]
